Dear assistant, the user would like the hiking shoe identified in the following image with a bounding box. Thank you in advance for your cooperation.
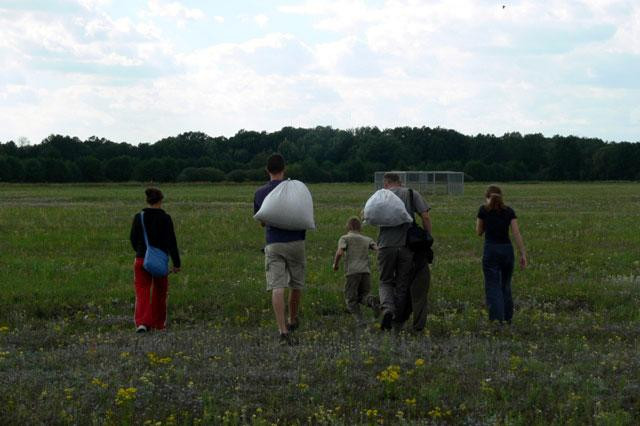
[279,332,298,346]
[136,325,148,333]
[380,311,393,331]
[287,318,300,333]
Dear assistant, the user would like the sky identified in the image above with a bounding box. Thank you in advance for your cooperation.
[1,0,639,144]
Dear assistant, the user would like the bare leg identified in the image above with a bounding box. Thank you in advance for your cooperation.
[288,289,301,325]
[272,288,287,334]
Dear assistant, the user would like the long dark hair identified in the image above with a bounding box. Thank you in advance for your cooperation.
[484,184,505,211]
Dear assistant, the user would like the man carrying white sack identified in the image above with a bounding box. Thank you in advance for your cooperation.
[253,153,306,346]
[377,172,431,330]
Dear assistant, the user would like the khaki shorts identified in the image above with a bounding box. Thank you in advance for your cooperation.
[264,240,306,291]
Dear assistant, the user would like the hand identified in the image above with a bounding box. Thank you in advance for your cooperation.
[172,266,181,274]
[332,263,338,271]
[519,255,527,270]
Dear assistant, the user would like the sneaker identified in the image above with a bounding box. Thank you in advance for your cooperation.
[136,325,148,333]
[380,311,393,331]
[286,318,300,333]
[279,332,298,346]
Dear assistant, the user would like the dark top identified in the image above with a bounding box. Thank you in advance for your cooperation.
[130,208,181,267]
[254,179,306,245]
[477,205,516,245]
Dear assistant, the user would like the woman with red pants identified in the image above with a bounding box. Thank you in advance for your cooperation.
[129,188,181,332]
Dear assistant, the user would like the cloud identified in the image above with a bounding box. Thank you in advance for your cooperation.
[254,14,269,28]
[146,0,204,21]
[1,0,640,143]
[272,0,640,140]
[0,5,173,78]
[76,0,112,11]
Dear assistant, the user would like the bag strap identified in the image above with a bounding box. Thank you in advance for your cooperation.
[408,188,417,225]
[140,211,150,247]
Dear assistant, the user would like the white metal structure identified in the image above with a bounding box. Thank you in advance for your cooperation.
[374,171,464,195]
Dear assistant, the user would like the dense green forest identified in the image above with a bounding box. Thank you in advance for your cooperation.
[1,126,639,183]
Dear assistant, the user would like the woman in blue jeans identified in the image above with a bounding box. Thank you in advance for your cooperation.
[476,185,527,323]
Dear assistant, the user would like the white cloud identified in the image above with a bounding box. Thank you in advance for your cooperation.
[76,0,112,11]
[0,6,171,74]
[146,0,204,21]
[608,6,640,53]
[254,14,269,28]
[1,0,640,143]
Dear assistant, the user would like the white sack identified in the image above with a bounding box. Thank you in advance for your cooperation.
[363,189,413,227]
[254,179,316,230]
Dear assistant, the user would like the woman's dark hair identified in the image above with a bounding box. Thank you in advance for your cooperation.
[346,216,362,232]
[145,188,164,205]
[484,184,505,211]
[266,153,285,174]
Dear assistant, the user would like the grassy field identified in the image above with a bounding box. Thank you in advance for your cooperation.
[0,182,639,425]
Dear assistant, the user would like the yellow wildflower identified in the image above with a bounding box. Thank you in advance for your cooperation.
[64,388,74,400]
[147,352,172,365]
[115,387,137,405]
[91,378,108,389]
[376,365,401,384]
[428,406,443,418]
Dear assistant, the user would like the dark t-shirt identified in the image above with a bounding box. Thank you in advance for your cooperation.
[130,208,181,267]
[254,179,306,245]
[477,205,516,244]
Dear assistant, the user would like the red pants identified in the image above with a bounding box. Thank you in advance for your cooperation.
[134,257,169,329]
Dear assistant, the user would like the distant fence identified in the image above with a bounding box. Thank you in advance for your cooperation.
[374,171,464,195]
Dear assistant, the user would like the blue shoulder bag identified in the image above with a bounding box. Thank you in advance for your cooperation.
[140,211,169,277]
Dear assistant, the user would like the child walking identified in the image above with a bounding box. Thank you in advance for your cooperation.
[332,217,380,324]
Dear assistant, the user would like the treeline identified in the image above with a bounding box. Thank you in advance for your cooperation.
[1,127,639,183]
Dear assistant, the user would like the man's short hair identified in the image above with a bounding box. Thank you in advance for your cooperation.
[266,153,285,174]
[383,172,401,185]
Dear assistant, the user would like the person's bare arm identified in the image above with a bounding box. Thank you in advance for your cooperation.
[510,219,527,269]
[420,211,432,233]
[476,218,484,236]
[333,248,344,271]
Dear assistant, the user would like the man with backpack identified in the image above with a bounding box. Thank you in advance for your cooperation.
[377,173,431,331]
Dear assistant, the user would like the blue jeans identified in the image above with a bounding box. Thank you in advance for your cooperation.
[482,243,514,322]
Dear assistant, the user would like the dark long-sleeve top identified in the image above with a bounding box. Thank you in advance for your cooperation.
[130,208,181,268]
